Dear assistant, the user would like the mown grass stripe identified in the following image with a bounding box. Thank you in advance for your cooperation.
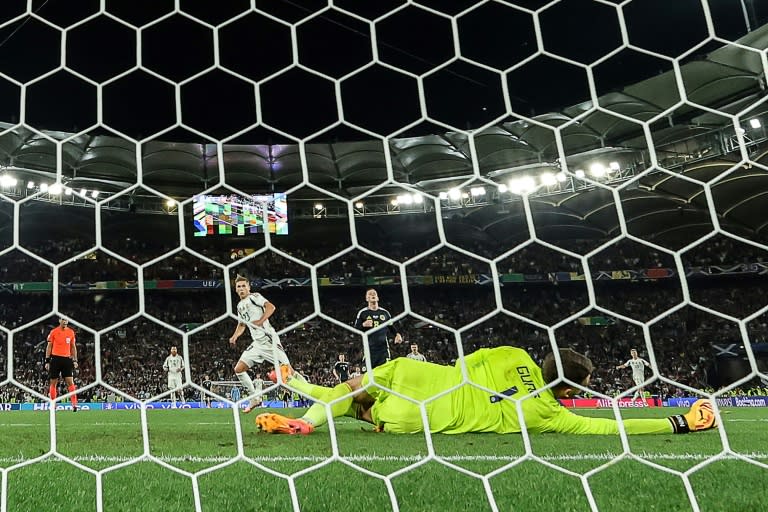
[2,452,766,464]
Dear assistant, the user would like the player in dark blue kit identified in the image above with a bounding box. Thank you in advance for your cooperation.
[353,288,403,368]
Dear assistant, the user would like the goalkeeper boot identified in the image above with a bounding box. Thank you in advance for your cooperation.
[669,399,718,433]
[267,364,293,385]
[255,413,314,435]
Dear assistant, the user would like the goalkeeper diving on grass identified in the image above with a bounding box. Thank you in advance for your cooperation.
[255,346,717,436]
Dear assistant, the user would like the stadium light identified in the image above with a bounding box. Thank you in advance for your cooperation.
[314,203,323,210]
[64,187,72,195]
[49,183,62,195]
[412,194,423,204]
[354,201,364,209]
[397,194,413,205]
[390,198,398,206]
[508,176,536,194]
[448,188,461,200]
[750,118,761,128]
[497,183,508,193]
[91,190,99,198]
[540,172,557,186]
[590,163,606,177]
[470,186,485,196]
[80,188,87,196]
[555,172,567,182]
[575,169,586,179]
[40,183,49,192]
[438,192,448,200]
[609,161,620,171]
[0,175,17,187]
[27,181,35,188]
[166,199,176,207]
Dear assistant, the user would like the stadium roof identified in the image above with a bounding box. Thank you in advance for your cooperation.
[2,24,768,247]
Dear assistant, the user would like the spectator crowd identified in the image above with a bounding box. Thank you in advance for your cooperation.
[2,234,768,402]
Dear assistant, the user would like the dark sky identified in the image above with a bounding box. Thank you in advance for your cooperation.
[0,0,765,142]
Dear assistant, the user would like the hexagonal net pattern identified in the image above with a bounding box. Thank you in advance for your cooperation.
[1,1,767,511]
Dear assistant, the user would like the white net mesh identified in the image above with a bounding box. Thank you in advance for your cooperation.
[1,0,768,511]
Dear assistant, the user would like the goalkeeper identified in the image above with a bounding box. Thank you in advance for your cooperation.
[256,346,717,436]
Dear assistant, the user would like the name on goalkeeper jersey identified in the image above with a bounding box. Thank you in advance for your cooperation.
[516,366,537,395]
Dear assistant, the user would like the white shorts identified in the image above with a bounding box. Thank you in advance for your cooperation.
[633,376,645,387]
[239,335,290,368]
[168,374,183,390]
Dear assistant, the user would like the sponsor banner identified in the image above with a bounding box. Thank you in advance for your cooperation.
[667,396,768,408]
[501,273,525,283]
[559,398,662,408]
[4,261,768,293]
[6,400,304,411]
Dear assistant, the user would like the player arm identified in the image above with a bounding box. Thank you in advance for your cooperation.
[353,310,365,330]
[386,321,403,343]
[71,338,78,367]
[229,322,246,345]
[253,300,275,326]
[545,408,673,435]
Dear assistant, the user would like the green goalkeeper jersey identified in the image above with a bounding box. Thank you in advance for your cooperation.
[421,347,670,435]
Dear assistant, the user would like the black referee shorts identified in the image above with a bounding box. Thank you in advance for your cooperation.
[49,355,74,379]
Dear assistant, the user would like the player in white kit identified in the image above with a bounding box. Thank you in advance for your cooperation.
[163,346,185,405]
[229,275,291,413]
[616,349,652,402]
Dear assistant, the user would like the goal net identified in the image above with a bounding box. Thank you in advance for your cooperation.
[1,1,767,511]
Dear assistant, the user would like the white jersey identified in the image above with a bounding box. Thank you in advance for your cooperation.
[237,293,279,343]
[163,355,184,374]
[406,352,427,362]
[624,358,649,379]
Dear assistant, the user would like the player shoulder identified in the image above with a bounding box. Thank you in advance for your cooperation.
[355,307,370,316]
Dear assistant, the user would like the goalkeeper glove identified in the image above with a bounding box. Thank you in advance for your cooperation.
[668,399,718,433]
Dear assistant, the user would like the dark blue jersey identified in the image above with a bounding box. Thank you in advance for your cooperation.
[353,307,399,353]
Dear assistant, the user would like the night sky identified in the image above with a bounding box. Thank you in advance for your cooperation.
[0,0,765,142]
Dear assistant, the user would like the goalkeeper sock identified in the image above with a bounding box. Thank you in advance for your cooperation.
[49,384,57,400]
[286,376,332,400]
[302,382,355,428]
[235,372,257,397]
[68,385,78,407]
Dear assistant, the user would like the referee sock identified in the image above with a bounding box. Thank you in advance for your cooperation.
[235,372,257,398]
[49,384,57,400]
[302,383,355,428]
[68,385,78,407]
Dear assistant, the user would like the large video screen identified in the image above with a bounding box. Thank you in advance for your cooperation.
[192,193,288,237]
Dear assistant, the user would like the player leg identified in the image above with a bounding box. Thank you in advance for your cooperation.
[48,357,60,401]
[235,342,269,413]
[632,377,643,401]
[63,376,78,411]
[48,378,58,401]
[256,370,379,435]
[168,376,177,406]
[60,358,77,411]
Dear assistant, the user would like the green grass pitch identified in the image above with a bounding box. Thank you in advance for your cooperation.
[1,407,766,512]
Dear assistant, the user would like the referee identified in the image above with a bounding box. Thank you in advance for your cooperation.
[45,317,79,411]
